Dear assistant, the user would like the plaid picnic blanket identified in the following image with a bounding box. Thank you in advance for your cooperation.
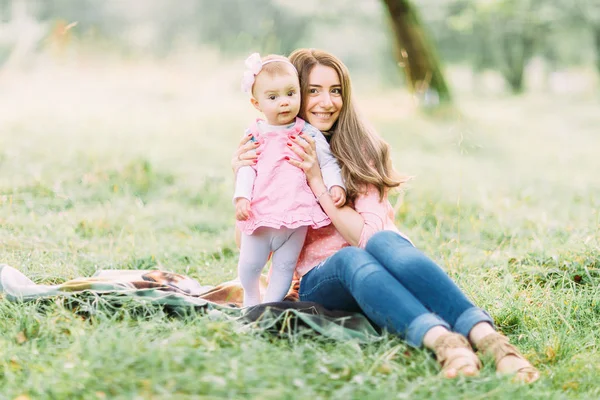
[0,264,379,342]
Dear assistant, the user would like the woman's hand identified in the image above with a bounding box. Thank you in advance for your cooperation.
[287,132,323,185]
[231,134,260,175]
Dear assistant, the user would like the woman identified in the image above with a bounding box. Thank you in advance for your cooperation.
[232,49,539,382]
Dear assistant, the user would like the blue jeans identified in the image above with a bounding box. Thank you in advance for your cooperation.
[298,231,494,347]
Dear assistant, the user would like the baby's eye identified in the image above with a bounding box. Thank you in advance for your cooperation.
[268,95,276,100]
[287,90,295,96]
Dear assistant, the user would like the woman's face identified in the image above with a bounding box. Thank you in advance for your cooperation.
[304,65,343,132]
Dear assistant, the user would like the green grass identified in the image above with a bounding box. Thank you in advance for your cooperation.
[1,60,599,399]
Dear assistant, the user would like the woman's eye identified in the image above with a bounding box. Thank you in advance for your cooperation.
[332,88,342,95]
[309,88,318,94]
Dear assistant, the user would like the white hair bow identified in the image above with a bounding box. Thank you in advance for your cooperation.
[241,53,263,94]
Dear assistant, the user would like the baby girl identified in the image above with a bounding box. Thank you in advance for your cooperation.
[234,53,345,307]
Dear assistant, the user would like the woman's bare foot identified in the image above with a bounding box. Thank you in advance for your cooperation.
[496,353,540,383]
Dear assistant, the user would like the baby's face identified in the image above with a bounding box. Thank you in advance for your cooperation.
[252,71,300,126]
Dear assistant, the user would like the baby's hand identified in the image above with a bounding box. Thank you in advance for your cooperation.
[235,198,251,220]
[330,186,346,207]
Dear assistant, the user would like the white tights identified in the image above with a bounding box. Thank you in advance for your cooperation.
[238,226,308,307]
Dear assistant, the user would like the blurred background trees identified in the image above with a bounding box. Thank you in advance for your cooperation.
[1,0,598,98]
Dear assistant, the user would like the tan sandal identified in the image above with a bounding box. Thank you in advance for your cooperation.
[433,332,481,378]
[478,332,540,383]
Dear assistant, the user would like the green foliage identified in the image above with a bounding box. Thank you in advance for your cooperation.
[4,0,599,93]
[29,0,310,57]
[195,0,310,55]
[421,0,600,90]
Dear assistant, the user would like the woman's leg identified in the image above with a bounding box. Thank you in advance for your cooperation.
[366,231,539,382]
[365,231,494,339]
[299,246,451,347]
[300,247,479,377]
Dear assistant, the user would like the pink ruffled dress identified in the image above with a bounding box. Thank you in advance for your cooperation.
[238,118,331,235]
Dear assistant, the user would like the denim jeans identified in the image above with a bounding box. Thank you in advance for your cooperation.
[298,231,494,347]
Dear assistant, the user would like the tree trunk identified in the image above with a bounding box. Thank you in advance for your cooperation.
[594,24,600,76]
[382,0,452,104]
[501,34,524,93]
[499,27,536,94]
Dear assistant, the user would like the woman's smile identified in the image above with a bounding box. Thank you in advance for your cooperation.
[304,65,343,131]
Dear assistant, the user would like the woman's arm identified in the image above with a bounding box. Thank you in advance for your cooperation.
[287,133,391,247]
[309,177,390,247]
[307,177,365,246]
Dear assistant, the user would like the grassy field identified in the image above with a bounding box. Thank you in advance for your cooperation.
[1,58,599,399]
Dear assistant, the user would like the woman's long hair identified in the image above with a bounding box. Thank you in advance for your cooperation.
[289,49,407,201]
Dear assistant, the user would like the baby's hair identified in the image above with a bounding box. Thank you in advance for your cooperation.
[260,54,297,77]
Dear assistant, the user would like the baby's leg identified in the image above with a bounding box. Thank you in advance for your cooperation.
[263,226,308,303]
[238,229,272,307]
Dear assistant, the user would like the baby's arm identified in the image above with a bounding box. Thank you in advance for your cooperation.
[303,124,346,206]
[234,166,255,202]
[234,167,255,220]
[233,130,257,220]
[328,186,346,207]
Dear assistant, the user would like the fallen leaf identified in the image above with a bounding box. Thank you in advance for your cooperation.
[377,361,392,374]
[16,331,27,344]
[562,381,579,391]
[9,357,21,370]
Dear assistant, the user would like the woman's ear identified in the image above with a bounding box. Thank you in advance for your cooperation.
[250,98,261,112]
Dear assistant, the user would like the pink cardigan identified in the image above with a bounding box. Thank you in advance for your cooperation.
[295,184,411,277]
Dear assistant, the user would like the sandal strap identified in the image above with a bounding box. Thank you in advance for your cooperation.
[478,332,540,383]
[478,332,523,363]
[433,333,481,370]
[516,365,539,375]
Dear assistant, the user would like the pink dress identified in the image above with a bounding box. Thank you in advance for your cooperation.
[238,118,331,235]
